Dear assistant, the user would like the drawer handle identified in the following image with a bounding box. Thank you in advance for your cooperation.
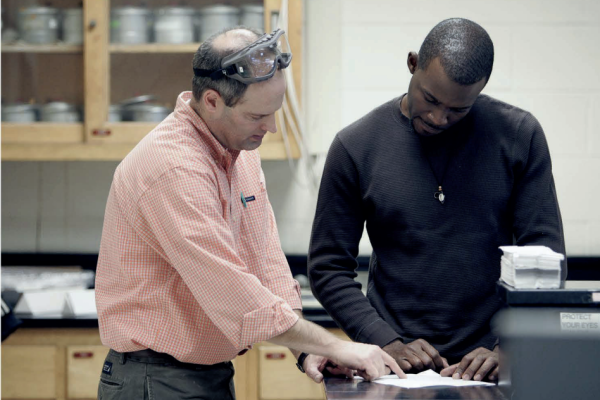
[74,351,94,359]
[93,129,112,136]
[265,352,286,360]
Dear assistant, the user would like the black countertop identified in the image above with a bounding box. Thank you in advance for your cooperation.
[323,377,507,400]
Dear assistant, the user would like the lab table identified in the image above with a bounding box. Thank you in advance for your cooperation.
[323,377,506,399]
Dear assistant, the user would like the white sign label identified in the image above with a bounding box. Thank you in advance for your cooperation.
[560,313,600,332]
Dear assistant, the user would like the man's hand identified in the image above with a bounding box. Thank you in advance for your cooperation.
[440,346,499,382]
[302,354,354,383]
[329,341,407,381]
[383,339,448,373]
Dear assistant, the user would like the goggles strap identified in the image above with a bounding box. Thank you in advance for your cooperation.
[193,66,238,80]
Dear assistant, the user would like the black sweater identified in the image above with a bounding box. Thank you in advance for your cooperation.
[308,94,566,362]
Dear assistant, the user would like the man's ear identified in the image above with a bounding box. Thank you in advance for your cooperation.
[407,51,419,74]
[202,89,222,114]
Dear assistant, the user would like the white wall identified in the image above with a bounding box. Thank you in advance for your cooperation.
[2,0,600,256]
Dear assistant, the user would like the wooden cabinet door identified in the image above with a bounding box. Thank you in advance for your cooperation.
[67,345,110,399]
[258,345,324,400]
[1,345,58,399]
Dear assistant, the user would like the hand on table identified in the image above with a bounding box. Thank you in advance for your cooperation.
[329,341,406,381]
[302,354,354,383]
[383,339,448,373]
[440,346,499,382]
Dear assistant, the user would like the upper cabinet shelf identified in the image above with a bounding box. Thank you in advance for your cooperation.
[0,43,199,54]
[1,44,84,53]
[109,43,203,54]
[1,0,302,162]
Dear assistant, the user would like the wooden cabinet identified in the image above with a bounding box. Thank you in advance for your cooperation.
[1,0,302,161]
[66,345,110,399]
[258,345,325,400]
[1,327,342,400]
[1,328,105,400]
[1,345,58,399]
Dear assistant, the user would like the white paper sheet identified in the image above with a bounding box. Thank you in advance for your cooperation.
[357,370,495,388]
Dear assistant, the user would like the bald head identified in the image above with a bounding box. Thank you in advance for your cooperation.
[191,26,263,107]
[212,28,259,54]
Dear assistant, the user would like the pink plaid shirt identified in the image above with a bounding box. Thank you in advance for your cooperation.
[96,91,301,365]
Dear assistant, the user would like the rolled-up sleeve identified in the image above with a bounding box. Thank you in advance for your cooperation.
[137,165,299,349]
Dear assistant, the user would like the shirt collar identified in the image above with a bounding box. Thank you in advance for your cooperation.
[174,91,240,169]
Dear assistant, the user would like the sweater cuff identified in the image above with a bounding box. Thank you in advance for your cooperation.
[355,318,401,348]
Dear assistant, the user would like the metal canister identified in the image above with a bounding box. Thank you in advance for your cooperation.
[18,7,60,44]
[62,8,83,45]
[130,104,170,122]
[110,7,152,44]
[40,102,80,122]
[1,103,38,123]
[119,95,156,121]
[240,5,264,32]
[154,7,195,44]
[108,104,122,122]
[197,5,240,42]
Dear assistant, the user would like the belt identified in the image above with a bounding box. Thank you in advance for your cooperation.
[110,349,230,369]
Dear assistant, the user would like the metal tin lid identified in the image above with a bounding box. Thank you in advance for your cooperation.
[42,102,77,113]
[129,104,169,113]
[111,7,152,17]
[63,8,83,16]
[240,5,264,13]
[118,95,156,108]
[19,7,60,16]
[200,5,240,15]
[2,103,37,113]
[155,7,195,16]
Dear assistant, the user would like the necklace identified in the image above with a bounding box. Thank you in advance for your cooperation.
[423,144,454,205]
[434,185,445,204]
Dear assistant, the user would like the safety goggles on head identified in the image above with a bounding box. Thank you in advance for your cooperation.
[194,29,292,84]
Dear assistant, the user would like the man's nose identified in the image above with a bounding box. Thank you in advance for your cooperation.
[428,107,448,127]
[262,113,277,133]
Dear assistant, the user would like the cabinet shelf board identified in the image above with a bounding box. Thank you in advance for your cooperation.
[1,143,137,161]
[109,43,202,54]
[89,122,159,144]
[1,141,297,161]
[1,123,84,143]
[1,43,83,53]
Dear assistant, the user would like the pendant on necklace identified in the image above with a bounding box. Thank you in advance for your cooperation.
[434,185,445,204]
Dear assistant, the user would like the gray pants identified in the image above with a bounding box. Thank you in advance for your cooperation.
[98,349,236,400]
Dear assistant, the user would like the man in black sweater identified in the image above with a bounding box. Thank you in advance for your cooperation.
[308,18,565,383]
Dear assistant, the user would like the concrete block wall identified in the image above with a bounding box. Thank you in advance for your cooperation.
[1,162,118,253]
[296,0,600,256]
[2,0,599,257]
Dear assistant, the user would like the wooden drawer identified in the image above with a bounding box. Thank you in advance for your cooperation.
[258,345,324,400]
[1,345,58,399]
[67,345,110,399]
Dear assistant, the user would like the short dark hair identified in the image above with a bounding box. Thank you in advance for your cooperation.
[418,18,494,85]
[192,26,263,107]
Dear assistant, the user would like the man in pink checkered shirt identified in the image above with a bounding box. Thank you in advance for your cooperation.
[95,27,403,399]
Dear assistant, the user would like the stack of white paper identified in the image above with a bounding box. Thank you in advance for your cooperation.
[499,246,564,289]
[14,288,97,317]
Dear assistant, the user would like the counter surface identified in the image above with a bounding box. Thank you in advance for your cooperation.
[323,377,507,400]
